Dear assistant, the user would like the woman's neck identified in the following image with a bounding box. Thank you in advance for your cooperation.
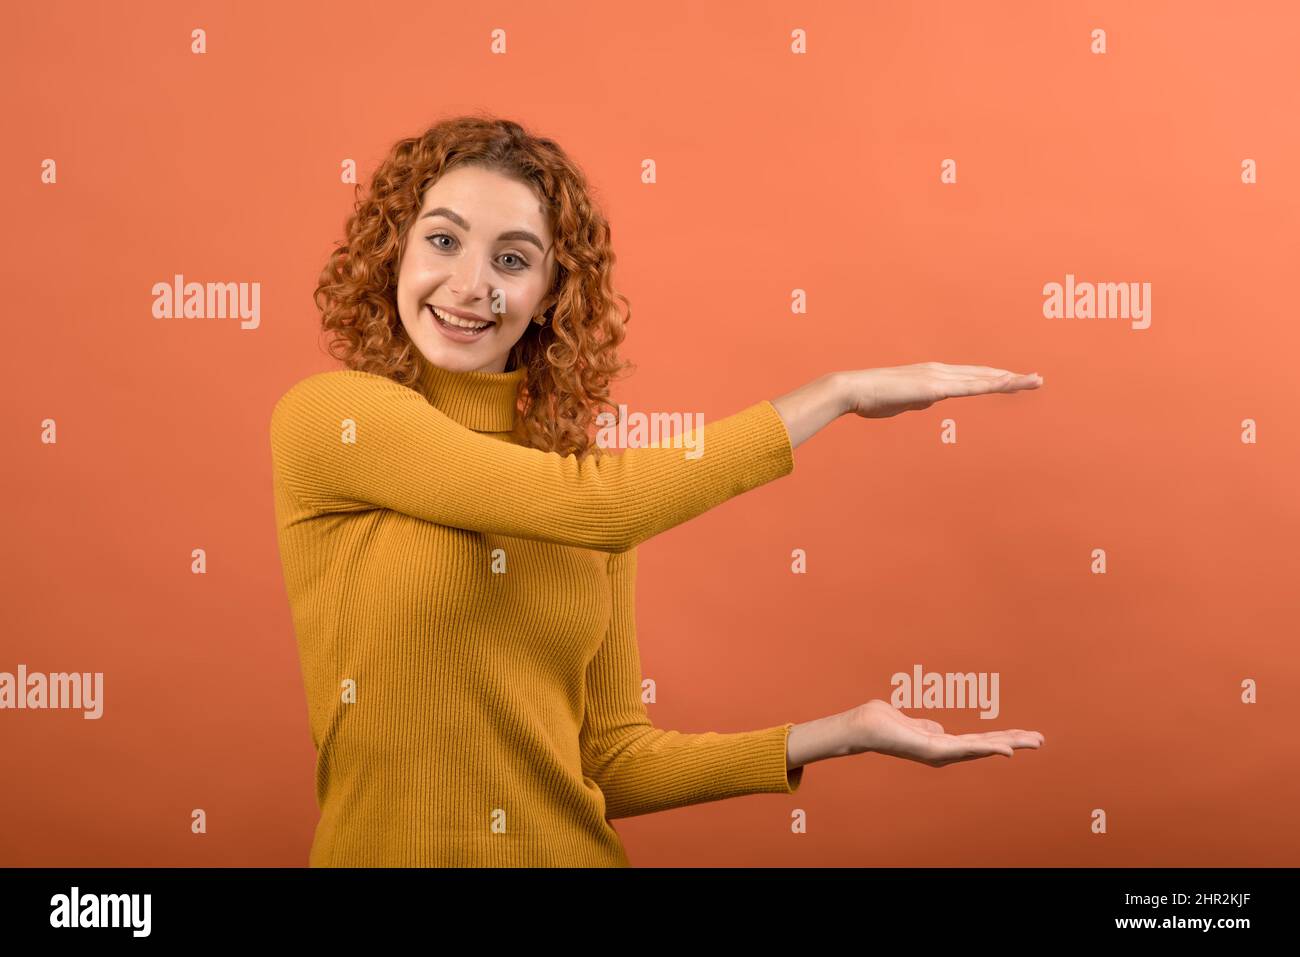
[413,356,525,432]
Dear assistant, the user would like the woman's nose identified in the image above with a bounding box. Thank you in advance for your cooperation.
[450,255,488,292]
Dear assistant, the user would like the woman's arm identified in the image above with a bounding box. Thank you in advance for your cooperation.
[270,362,1042,554]
[270,370,794,553]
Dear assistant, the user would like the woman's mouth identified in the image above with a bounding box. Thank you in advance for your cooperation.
[427,304,494,341]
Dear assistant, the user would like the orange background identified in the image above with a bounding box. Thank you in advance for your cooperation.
[3,0,1297,866]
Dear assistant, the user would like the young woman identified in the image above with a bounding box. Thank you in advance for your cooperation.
[269,115,1046,867]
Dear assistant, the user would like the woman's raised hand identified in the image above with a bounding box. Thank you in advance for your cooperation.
[770,363,1042,449]
[845,699,1044,768]
[844,362,1043,419]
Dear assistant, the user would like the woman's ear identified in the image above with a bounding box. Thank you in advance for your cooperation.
[534,284,560,323]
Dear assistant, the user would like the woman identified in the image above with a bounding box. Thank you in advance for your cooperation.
[269,115,1046,867]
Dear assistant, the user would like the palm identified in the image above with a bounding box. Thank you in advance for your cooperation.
[848,700,1044,768]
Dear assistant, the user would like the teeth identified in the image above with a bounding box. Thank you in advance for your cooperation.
[430,305,491,330]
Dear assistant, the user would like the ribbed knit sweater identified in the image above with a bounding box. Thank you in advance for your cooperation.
[268,357,802,866]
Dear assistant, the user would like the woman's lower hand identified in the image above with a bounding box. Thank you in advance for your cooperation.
[842,699,1045,768]
[839,362,1043,419]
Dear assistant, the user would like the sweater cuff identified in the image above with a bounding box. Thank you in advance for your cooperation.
[752,399,796,482]
[771,721,804,794]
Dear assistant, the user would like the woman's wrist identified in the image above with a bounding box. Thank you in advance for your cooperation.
[770,372,850,450]
[786,710,861,770]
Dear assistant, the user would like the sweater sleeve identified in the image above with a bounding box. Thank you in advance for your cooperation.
[579,546,803,819]
[269,370,794,553]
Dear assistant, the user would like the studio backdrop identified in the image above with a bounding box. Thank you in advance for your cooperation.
[3,0,1297,866]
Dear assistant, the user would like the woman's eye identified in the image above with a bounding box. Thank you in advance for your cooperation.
[426,234,528,271]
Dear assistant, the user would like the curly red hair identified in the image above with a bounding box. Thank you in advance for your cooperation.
[314,113,635,460]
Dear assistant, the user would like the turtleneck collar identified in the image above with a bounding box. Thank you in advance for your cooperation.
[413,356,526,433]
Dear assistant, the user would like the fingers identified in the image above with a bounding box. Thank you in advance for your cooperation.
[959,730,1045,749]
[926,363,1042,384]
[929,736,1013,763]
[922,363,1044,395]
[1003,373,1043,389]
[935,749,1010,767]
[927,729,1045,766]
[925,363,1014,376]
[941,373,1042,398]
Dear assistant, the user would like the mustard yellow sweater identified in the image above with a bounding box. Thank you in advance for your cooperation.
[268,357,802,866]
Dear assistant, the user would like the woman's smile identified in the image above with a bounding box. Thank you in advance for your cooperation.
[427,303,496,342]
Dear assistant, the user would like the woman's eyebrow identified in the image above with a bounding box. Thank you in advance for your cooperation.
[419,207,546,254]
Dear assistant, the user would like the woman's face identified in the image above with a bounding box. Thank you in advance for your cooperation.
[397,165,556,374]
